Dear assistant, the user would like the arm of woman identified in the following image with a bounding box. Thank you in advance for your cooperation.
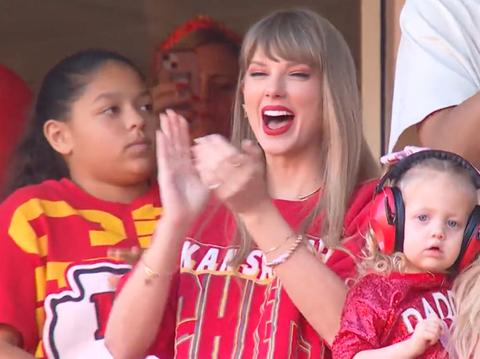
[390,0,480,165]
[104,220,185,359]
[105,111,209,359]
[418,93,480,169]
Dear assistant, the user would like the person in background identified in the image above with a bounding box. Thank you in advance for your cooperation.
[388,0,480,168]
[151,15,240,139]
[0,65,32,192]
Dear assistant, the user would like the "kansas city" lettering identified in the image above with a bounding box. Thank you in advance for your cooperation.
[179,237,331,282]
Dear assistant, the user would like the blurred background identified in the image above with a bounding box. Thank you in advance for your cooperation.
[0,0,406,157]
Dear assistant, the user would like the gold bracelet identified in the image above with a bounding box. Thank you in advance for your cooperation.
[264,232,297,255]
[141,257,161,284]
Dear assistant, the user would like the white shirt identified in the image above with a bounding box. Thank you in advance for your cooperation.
[389,0,480,151]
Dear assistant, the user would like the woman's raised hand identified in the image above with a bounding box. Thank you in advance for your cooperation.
[151,63,194,117]
[193,135,270,214]
[156,109,209,227]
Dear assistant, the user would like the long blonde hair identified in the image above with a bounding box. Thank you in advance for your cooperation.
[449,258,480,359]
[230,8,377,263]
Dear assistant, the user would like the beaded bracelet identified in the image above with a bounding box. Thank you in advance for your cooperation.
[264,232,297,255]
[265,234,304,267]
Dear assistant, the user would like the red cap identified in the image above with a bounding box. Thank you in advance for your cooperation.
[152,15,241,76]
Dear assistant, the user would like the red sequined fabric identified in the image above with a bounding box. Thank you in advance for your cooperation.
[332,272,452,359]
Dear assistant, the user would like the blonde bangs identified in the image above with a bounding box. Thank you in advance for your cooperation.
[240,11,321,72]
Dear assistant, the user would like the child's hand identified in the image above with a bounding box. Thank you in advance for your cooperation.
[407,314,443,356]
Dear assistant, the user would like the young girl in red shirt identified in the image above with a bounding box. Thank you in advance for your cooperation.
[333,149,480,358]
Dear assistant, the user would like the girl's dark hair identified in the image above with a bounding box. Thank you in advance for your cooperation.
[3,49,145,198]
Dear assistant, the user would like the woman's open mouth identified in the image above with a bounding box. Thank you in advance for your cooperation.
[262,106,294,136]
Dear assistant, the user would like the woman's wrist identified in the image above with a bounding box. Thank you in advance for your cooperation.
[141,220,185,277]
[235,197,273,223]
[148,217,190,257]
[158,214,192,235]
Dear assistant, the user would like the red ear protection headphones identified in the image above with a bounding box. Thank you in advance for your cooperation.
[370,149,480,271]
